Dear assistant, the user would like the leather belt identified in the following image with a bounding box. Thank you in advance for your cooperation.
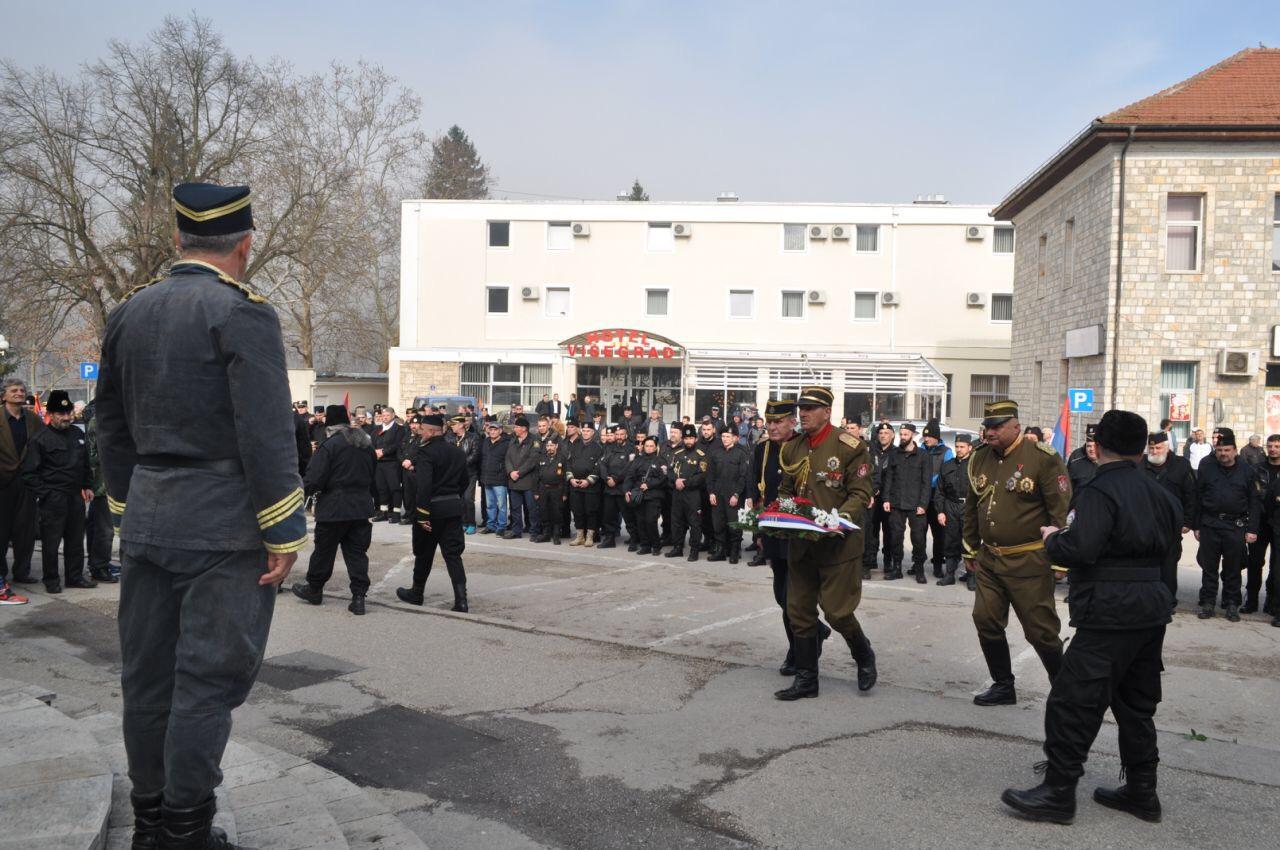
[136,454,243,475]
[1068,566,1161,582]
[982,540,1045,556]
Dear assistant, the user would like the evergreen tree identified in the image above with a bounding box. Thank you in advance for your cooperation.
[421,125,492,199]
[627,179,649,201]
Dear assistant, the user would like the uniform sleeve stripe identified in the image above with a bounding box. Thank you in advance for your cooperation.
[257,489,304,529]
[107,496,126,514]
[264,536,307,554]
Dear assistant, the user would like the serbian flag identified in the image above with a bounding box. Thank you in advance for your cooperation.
[343,391,350,411]
[757,509,859,536]
[1050,398,1070,456]
[32,392,46,424]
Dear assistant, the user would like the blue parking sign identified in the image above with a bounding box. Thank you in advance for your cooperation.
[80,362,99,381]
[1068,388,1094,413]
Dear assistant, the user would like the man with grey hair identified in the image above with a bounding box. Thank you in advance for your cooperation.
[1,376,43,585]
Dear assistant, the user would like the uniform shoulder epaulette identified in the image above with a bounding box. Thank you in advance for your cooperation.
[695,448,705,456]
[1035,442,1057,456]
[838,433,861,450]
[122,274,167,302]
[208,269,267,303]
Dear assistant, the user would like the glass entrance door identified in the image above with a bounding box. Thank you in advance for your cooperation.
[578,364,681,423]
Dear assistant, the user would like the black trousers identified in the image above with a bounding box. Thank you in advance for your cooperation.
[403,469,417,520]
[600,493,626,537]
[1044,626,1165,781]
[535,488,565,539]
[509,488,540,536]
[862,500,889,569]
[0,477,38,580]
[621,499,638,540]
[86,492,115,571]
[710,496,742,552]
[888,508,928,568]
[1161,537,1182,601]
[640,498,662,548]
[670,489,702,550]
[412,515,466,588]
[1197,523,1246,608]
[374,463,402,511]
[942,503,963,560]
[119,544,274,807]
[569,486,601,532]
[37,490,87,586]
[462,475,477,527]
[306,519,372,596]
[699,490,714,547]
[926,503,946,569]
[1245,523,1277,605]
[660,492,673,545]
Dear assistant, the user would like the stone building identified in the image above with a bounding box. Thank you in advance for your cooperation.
[993,47,1280,444]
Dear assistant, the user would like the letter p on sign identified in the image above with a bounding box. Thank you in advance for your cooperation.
[1068,388,1094,413]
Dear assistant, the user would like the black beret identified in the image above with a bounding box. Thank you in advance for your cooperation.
[900,422,917,433]
[45,389,73,414]
[422,414,445,427]
[955,433,973,445]
[1215,427,1236,447]
[1147,432,1168,445]
[324,404,349,425]
[876,421,894,433]
[173,182,254,236]
[513,416,530,428]
[682,424,698,438]
[581,420,596,430]
[719,423,736,436]
[1094,410,1148,455]
[612,423,628,433]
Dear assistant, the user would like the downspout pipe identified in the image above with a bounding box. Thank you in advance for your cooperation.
[1110,126,1136,410]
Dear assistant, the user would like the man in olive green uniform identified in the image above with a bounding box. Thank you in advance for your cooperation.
[963,399,1069,706]
[775,386,877,700]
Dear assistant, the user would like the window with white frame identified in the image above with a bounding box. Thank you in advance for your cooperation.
[646,223,674,252]
[783,223,807,251]
[968,374,1010,419]
[546,221,572,250]
[853,291,879,321]
[781,290,805,318]
[645,288,669,317]
[1272,195,1279,271]
[460,363,552,414]
[488,221,510,248]
[729,289,754,318]
[993,226,1015,254]
[1158,361,1196,444]
[486,286,509,314]
[1166,194,1202,271]
[545,287,571,317]
[991,293,1013,322]
[855,225,879,252]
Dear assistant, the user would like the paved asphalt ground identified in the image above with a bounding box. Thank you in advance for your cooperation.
[4,520,1279,848]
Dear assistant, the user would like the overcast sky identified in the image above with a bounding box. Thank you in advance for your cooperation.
[4,1,1277,206]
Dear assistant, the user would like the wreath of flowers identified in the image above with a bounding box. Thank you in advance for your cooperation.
[730,496,853,541]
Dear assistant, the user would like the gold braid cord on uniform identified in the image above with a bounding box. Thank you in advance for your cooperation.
[779,448,811,499]
[107,495,126,536]
[963,450,996,559]
[257,487,308,554]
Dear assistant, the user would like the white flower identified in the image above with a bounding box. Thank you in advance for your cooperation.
[811,509,841,530]
[778,498,797,513]
[737,507,754,523]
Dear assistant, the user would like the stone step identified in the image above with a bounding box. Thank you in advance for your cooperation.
[0,691,113,850]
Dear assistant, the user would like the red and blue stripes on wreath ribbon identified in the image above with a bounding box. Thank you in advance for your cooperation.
[756,510,859,536]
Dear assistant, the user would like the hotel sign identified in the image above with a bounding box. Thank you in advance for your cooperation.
[561,329,681,360]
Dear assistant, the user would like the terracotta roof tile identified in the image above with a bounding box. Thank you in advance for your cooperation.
[1101,47,1280,126]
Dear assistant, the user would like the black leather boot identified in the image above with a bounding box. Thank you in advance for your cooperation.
[664,547,684,558]
[1240,593,1258,614]
[913,563,927,584]
[748,552,767,567]
[396,585,425,605]
[974,638,1017,706]
[1001,762,1077,824]
[937,557,959,586]
[1093,764,1161,822]
[159,797,254,849]
[966,571,977,592]
[451,583,468,613]
[706,546,726,562]
[778,647,796,676]
[130,791,163,849]
[932,561,944,579]
[596,535,616,549]
[846,632,878,691]
[348,594,366,616]
[728,544,740,565]
[1036,645,1063,683]
[290,582,323,605]
[90,567,120,584]
[774,636,819,700]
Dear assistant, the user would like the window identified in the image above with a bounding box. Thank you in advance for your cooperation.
[1158,361,1196,444]
[729,289,754,318]
[1037,234,1047,277]
[853,291,879,321]
[855,225,879,252]
[991,293,1013,322]
[488,221,510,248]
[1166,194,1202,271]
[460,363,552,415]
[645,288,669,317]
[915,374,951,420]
[968,374,1009,419]
[547,221,572,250]
[545,286,571,317]
[486,286,509,314]
[993,226,1015,254]
[646,223,674,252]
[783,223,807,251]
[1272,195,1279,271]
[781,290,805,319]
[1063,218,1075,288]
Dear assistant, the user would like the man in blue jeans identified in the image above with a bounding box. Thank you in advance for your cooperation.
[478,419,510,534]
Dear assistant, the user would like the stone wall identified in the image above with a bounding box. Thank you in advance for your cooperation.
[397,360,459,412]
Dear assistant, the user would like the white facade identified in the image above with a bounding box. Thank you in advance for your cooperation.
[392,199,1014,431]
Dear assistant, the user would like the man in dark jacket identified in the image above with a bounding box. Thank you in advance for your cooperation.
[534,438,568,544]
[708,424,751,563]
[567,421,604,546]
[1,377,43,585]
[1192,427,1260,621]
[631,436,667,554]
[22,390,95,592]
[291,405,377,614]
[82,403,120,584]
[1002,409,1179,826]
[503,417,541,540]
[397,414,470,612]
[478,419,510,534]
[1245,434,1280,619]
[1067,425,1099,491]
[697,419,722,550]
[1142,432,1195,602]
[399,418,425,526]
[293,401,313,478]
[371,408,405,522]
[921,420,955,579]
[934,434,972,587]
[597,424,633,549]
[861,423,894,578]
[447,415,481,533]
[666,424,708,562]
[882,423,932,582]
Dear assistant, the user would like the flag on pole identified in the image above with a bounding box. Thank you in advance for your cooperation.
[1050,397,1070,456]
[343,391,350,411]
[32,392,46,424]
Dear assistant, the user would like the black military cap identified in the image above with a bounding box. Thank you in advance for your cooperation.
[513,416,530,428]
[1215,426,1236,447]
[955,433,973,445]
[1094,410,1148,456]
[173,182,254,236]
[612,423,628,433]
[900,422,917,433]
[764,399,796,421]
[581,420,596,431]
[324,404,349,425]
[1084,423,1098,442]
[483,415,498,423]
[710,405,721,412]
[313,405,324,414]
[797,386,834,408]
[422,413,444,427]
[981,399,1018,427]
[923,419,940,439]
[450,414,469,424]
[1147,431,1168,445]
[875,421,894,433]
[681,424,698,438]
[45,389,73,414]
[1025,426,1043,440]
[719,423,736,436]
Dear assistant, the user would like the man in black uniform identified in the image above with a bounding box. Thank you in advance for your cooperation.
[1141,432,1195,601]
[1067,425,1099,491]
[697,419,721,549]
[862,422,894,578]
[1244,434,1280,617]
[399,416,424,525]
[882,423,932,582]
[397,414,469,612]
[447,414,480,534]
[567,421,604,546]
[935,433,972,587]
[708,423,751,563]
[597,424,632,549]
[1002,409,1179,825]
[1192,427,1260,622]
[97,182,305,849]
[293,401,313,478]
[534,438,568,544]
[631,436,668,555]
[371,407,405,522]
[291,405,376,614]
[666,424,707,562]
[21,390,95,592]
[661,423,683,547]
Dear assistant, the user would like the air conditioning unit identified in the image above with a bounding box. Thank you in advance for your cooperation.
[830,225,852,240]
[965,291,987,307]
[571,222,591,237]
[520,286,540,301]
[809,225,830,240]
[672,222,693,237]
[1216,349,1258,377]
[881,291,901,306]
[965,225,985,241]
[807,289,827,304]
